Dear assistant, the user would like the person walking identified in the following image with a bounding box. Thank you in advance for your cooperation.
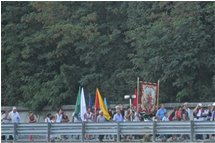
[84,107,94,140]
[133,107,140,122]
[183,103,191,120]
[156,104,167,121]
[55,109,63,123]
[97,111,106,142]
[124,106,133,122]
[62,112,69,123]
[1,110,10,140]
[8,107,21,140]
[113,106,123,122]
[8,107,21,123]
[45,113,51,123]
[28,111,37,141]
[193,103,204,140]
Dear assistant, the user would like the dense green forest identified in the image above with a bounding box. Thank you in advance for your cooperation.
[1,1,215,111]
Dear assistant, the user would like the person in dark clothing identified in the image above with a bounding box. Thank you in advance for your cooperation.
[169,107,177,121]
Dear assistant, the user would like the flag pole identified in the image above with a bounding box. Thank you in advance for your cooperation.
[157,80,160,109]
[137,77,140,112]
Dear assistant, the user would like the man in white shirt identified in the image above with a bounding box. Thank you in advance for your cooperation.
[7,107,20,140]
[8,107,20,123]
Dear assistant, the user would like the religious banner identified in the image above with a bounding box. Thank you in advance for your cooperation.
[140,82,159,114]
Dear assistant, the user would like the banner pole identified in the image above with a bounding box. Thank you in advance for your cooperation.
[157,80,160,109]
[137,77,140,112]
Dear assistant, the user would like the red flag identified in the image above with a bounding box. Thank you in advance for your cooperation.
[132,89,138,109]
[94,90,99,113]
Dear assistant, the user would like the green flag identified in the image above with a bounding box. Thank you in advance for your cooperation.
[74,87,81,114]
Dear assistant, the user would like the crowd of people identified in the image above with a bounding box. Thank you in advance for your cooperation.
[1,102,215,141]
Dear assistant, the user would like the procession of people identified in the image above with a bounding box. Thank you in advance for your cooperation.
[1,102,215,141]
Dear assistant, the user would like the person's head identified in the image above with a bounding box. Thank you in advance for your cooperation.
[213,103,215,110]
[87,107,91,113]
[182,105,186,110]
[197,103,202,109]
[2,110,6,114]
[62,112,67,118]
[160,104,164,109]
[177,106,182,111]
[29,111,33,116]
[183,102,188,108]
[208,104,212,110]
[62,111,66,115]
[133,106,137,112]
[99,110,103,116]
[12,106,17,113]
[96,109,100,115]
[47,113,51,118]
[116,107,121,114]
[50,115,55,121]
[57,108,62,114]
[118,104,123,110]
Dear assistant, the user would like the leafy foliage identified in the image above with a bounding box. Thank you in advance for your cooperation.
[2,2,215,111]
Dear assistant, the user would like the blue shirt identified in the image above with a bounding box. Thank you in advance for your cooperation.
[156,108,167,120]
[113,113,123,122]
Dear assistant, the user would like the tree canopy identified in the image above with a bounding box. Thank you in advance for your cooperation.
[2,1,215,111]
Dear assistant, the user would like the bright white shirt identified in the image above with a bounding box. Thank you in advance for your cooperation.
[55,113,62,123]
[162,116,169,121]
[8,111,20,123]
[196,109,203,117]
[45,117,51,123]
[84,112,93,122]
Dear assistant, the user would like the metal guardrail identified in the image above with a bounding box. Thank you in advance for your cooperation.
[1,121,215,142]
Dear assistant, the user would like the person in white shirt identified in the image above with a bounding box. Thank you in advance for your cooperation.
[183,102,191,120]
[8,107,20,123]
[84,107,94,140]
[84,107,94,122]
[203,104,213,121]
[162,112,169,121]
[1,110,10,123]
[7,107,20,140]
[133,107,140,122]
[55,109,63,123]
[45,113,51,123]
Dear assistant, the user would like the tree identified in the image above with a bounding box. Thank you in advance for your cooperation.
[2,2,215,111]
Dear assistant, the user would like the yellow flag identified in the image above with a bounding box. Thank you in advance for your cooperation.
[96,88,111,120]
